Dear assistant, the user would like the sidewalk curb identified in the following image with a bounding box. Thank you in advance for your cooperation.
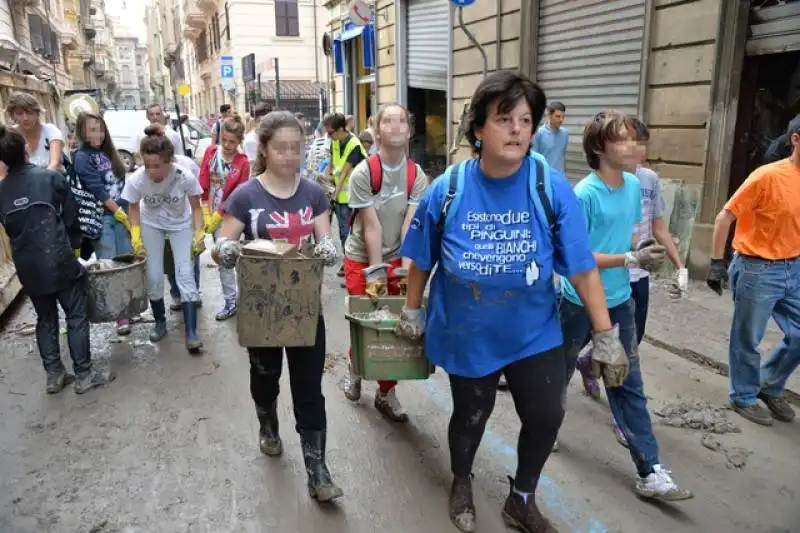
[643,334,800,404]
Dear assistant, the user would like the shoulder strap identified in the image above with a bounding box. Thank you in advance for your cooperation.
[528,153,559,241]
[405,159,417,199]
[437,161,466,233]
[366,153,382,195]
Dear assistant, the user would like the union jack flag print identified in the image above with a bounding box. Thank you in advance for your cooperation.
[264,206,315,245]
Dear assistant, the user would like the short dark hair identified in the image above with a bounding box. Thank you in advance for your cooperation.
[582,110,636,170]
[0,125,28,169]
[251,102,272,119]
[322,112,347,132]
[358,131,374,145]
[220,104,231,114]
[631,117,650,141]
[547,101,566,114]
[465,70,547,155]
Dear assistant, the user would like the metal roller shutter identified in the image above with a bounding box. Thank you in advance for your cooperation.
[747,1,800,56]
[535,0,647,182]
[407,0,449,91]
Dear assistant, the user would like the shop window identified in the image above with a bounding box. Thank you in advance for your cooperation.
[275,0,299,37]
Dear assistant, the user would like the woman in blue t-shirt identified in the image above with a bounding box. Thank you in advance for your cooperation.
[396,71,627,533]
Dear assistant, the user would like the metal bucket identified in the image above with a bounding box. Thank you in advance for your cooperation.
[85,258,148,323]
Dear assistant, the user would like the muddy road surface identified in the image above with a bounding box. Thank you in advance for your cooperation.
[1,259,799,533]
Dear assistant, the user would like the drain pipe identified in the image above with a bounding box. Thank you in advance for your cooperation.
[449,6,488,155]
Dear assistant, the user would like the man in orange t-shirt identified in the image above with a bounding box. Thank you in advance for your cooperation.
[707,116,800,427]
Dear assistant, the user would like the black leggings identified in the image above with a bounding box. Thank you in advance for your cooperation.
[448,346,566,493]
[248,315,327,432]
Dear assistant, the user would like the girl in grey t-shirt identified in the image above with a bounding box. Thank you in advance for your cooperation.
[122,126,206,353]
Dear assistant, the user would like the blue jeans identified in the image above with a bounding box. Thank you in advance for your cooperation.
[728,254,800,406]
[332,201,351,248]
[94,213,132,260]
[560,297,659,475]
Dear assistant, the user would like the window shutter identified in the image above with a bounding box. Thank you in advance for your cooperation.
[28,14,44,54]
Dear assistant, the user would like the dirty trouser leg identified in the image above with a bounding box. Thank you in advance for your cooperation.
[604,298,660,476]
[167,227,200,302]
[448,370,501,478]
[56,274,92,375]
[285,315,327,432]
[141,224,167,300]
[504,347,566,492]
[213,227,237,301]
[727,254,783,406]
[630,276,650,346]
[248,346,284,414]
[343,256,401,392]
[29,292,65,374]
[333,202,351,248]
[760,258,800,398]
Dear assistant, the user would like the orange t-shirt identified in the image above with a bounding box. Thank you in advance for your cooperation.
[725,158,800,260]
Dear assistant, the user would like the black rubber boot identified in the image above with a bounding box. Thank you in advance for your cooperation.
[449,475,476,532]
[299,429,343,502]
[182,301,203,353]
[256,402,283,456]
[149,299,168,342]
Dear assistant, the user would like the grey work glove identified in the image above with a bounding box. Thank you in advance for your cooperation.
[624,238,667,272]
[590,325,630,388]
[212,237,241,269]
[313,233,338,267]
[394,306,426,340]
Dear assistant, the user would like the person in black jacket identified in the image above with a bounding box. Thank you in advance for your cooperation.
[0,125,115,395]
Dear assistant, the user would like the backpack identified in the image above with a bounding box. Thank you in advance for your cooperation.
[437,153,559,243]
[348,154,418,226]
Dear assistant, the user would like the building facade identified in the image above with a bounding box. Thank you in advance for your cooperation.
[182,0,327,120]
[144,0,174,109]
[325,0,800,277]
[136,44,151,107]
[114,34,140,107]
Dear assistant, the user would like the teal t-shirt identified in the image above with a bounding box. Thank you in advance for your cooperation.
[561,171,641,308]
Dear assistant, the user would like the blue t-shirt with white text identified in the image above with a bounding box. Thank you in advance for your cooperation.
[400,157,596,378]
[561,171,641,309]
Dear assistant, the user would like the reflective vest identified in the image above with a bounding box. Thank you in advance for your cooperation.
[331,134,366,204]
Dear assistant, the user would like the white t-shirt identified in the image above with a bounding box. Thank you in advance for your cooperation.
[243,131,258,162]
[28,123,64,168]
[174,154,200,180]
[121,163,202,231]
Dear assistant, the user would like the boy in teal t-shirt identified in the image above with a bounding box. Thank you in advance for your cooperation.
[558,110,693,502]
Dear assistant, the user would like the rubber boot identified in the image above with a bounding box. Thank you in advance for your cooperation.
[149,299,168,342]
[299,429,343,502]
[256,402,283,456]
[182,301,203,353]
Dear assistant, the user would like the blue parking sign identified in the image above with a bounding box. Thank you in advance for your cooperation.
[450,0,476,5]
[220,55,234,79]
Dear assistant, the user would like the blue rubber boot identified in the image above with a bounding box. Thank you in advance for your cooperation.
[182,301,203,353]
[149,299,168,342]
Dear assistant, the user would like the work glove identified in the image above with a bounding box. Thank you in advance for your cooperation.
[201,206,211,229]
[205,211,224,234]
[394,306,426,340]
[624,238,667,271]
[113,208,131,232]
[667,267,690,299]
[312,233,338,267]
[192,229,206,256]
[706,258,728,296]
[212,237,241,268]
[590,325,630,388]
[362,263,391,303]
[73,248,81,258]
[130,225,146,257]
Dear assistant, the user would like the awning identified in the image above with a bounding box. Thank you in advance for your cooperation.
[333,22,375,75]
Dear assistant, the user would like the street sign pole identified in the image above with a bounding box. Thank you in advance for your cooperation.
[274,58,281,109]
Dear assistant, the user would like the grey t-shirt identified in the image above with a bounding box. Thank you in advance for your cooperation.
[121,163,202,231]
[224,177,329,245]
[630,165,666,282]
[344,158,428,262]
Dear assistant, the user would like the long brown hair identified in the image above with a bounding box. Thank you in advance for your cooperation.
[75,112,127,178]
[220,113,246,140]
[253,110,304,175]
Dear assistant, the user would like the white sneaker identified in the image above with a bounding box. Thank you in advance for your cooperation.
[375,388,409,422]
[636,465,693,501]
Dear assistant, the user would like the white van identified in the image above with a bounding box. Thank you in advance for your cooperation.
[103,109,149,171]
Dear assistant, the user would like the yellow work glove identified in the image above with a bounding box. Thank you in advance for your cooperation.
[113,208,131,232]
[205,211,224,234]
[192,229,206,256]
[130,225,146,257]
[73,248,81,258]
[201,206,211,229]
